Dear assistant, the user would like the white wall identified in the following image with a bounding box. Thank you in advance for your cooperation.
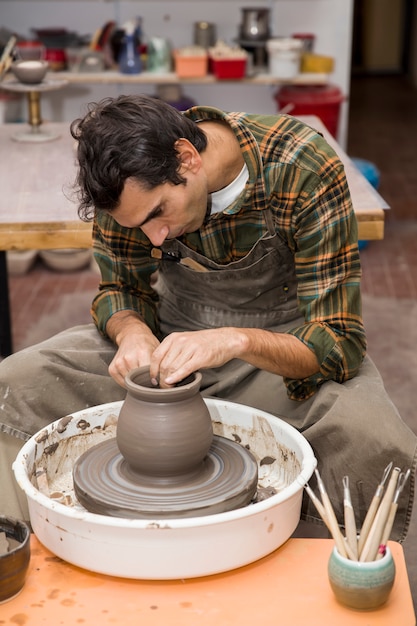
[0,0,354,146]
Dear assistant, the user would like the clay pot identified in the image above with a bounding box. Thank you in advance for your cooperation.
[116,367,213,478]
[0,516,31,603]
[328,546,395,610]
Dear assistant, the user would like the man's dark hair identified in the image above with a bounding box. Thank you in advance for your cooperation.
[70,94,207,221]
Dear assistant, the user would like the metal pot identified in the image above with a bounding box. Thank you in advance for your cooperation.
[239,8,271,41]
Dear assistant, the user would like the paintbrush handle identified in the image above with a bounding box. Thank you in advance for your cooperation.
[304,484,328,525]
[304,483,352,555]
[376,502,398,560]
[358,493,381,554]
[320,490,349,558]
[344,501,358,560]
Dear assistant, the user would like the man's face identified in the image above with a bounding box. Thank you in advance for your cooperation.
[111,173,208,247]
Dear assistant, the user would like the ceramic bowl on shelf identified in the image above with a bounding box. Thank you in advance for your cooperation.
[11,60,49,84]
[39,248,92,272]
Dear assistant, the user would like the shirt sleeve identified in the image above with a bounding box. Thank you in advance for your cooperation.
[90,212,161,338]
[274,150,367,401]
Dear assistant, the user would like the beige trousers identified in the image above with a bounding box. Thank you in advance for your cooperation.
[0,324,416,541]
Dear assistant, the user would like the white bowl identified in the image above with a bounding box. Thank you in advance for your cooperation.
[11,60,49,84]
[40,248,92,271]
[13,399,316,579]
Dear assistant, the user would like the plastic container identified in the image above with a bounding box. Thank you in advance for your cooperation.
[266,38,303,79]
[13,398,317,580]
[292,33,315,53]
[174,50,208,78]
[275,84,345,138]
[211,58,247,79]
[352,158,380,189]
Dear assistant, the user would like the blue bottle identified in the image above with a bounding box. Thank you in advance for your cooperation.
[119,31,142,74]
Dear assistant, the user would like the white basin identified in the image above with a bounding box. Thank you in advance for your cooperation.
[13,398,316,579]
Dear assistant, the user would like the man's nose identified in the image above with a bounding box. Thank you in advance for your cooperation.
[141,224,169,247]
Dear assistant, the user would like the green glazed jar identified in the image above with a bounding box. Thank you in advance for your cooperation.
[328,546,395,610]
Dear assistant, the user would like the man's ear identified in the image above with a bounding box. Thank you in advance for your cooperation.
[175,138,202,174]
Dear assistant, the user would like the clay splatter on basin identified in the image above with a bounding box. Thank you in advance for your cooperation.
[14,399,316,580]
[30,409,300,513]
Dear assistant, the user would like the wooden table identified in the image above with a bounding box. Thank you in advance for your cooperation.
[0,122,90,357]
[0,117,387,357]
[1,535,414,625]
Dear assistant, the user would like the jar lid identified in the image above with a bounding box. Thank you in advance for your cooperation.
[266,38,303,51]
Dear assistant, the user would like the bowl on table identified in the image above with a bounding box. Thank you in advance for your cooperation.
[11,60,49,84]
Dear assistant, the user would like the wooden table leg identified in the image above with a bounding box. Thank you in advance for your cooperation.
[0,250,13,357]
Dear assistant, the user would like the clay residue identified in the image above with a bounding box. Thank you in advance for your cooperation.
[56,415,73,433]
[31,408,300,513]
[212,413,301,493]
[30,416,118,507]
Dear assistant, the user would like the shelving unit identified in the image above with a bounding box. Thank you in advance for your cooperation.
[52,70,328,86]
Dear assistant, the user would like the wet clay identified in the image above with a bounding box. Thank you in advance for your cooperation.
[116,368,213,476]
[72,368,259,519]
[73,435,258,518]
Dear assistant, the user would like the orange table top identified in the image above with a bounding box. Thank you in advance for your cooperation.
[2,535,415,625]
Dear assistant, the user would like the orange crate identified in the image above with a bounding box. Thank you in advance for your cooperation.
[174,52,208,78]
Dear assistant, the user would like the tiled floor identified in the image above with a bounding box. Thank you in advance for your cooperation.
[348,75,417,301]
[5,74,417,612]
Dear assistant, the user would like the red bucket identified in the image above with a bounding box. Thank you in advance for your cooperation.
[275,85,345,137]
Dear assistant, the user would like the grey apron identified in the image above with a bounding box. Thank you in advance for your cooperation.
[153,208,416,541]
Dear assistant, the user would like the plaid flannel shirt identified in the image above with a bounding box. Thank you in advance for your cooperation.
[91,107,366,400]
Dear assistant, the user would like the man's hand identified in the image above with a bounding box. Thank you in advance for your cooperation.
[149,327,319,388]
[106,310,160,387]
[149,328,243,387]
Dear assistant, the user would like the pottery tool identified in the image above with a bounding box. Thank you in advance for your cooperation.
[314,469,353,559]
[357,461,392,555]
[342,475,358,560]
[0,35,16,81]
[359,466,401,562]
[151,247,209,272]
[376,469,410,560]
[304,482,329,526]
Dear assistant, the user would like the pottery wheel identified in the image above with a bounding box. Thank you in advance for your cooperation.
[73,435,258,519]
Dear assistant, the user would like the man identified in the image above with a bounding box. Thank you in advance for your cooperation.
[0,95,415,538]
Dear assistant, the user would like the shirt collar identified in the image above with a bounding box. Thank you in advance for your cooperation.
[184,106,267,214]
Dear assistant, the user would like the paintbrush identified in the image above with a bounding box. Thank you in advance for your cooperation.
[359,466,401,562]
[357,461,392,555]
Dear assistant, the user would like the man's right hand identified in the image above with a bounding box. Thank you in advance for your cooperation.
[106,310,160,387]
